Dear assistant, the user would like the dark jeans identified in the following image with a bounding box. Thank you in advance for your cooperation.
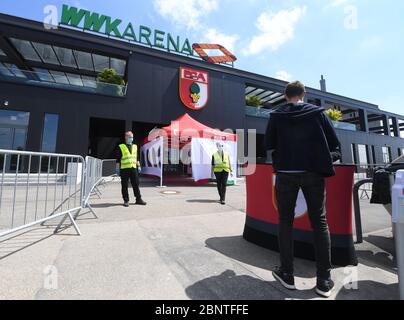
[215,171,229,201]
[120,168,142,202]
[275,172,332,280]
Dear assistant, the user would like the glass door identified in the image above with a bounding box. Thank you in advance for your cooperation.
[0,127,28,172]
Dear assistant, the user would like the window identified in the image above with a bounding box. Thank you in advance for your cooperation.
[49,70,70,84]
[0,62,14,77]
[10,38,42,62]
[66,73,83,86]
[33,68,54,82]
[371,146,377,164]
[93,54,110,72]
[110,58,126,76]
[53,46,77,68]
[31,42,59,65]
[399,119,404,138]
[351,144,357,164]
[0,110,30,151]
[3,63,26,78]
[358,145,368,165]
[41,114,59,153]
[73,50,93,71]
[382,146,391,164]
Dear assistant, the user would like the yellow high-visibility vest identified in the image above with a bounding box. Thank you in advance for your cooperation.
[119,144,138,169]
[213,151,231,173]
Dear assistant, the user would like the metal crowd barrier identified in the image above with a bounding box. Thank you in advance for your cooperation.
[352,163,397,243]
[78,156,103,220]
[0,149,85,237]
[0,150,117,239]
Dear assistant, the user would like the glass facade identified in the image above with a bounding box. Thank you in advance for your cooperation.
[358,144,368,165]
[382,146,391,164]
[9,38,42,62]
[9,37,127,76]
[0,110,30,151]
[41,114,59,153]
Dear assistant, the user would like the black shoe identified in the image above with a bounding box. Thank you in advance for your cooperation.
[220,200,225,205]
[272,267,296,290]
[135,199,147,205]
[123,201,129,207]
[316,279,335,298]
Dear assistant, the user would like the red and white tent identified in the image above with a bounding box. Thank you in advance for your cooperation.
[148,113,236,146]
[141,114,238,184]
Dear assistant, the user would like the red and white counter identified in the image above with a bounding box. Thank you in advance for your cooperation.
[243,164,358,266]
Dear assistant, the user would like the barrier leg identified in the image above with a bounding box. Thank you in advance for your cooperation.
[54,210,81,235]
[86,203,98,219]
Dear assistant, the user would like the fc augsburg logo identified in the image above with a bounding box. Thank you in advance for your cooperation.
[179,67,209,110]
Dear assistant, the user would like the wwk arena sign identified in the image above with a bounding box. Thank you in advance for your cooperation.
[60,4,193,55]
[60,5,237,63]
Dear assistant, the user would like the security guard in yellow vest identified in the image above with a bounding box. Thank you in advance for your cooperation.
[212,142,232,205]
[116,131,147,207]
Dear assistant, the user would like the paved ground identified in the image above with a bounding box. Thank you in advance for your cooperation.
[0,177,399,300]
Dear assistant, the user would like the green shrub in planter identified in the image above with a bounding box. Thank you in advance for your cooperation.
[97,68,126,96]
[325,109,342,121]
[246,96,262,107]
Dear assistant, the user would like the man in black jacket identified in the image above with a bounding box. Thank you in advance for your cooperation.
[265,81,341,298]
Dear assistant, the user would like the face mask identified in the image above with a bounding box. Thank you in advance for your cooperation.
[127,138,134,144]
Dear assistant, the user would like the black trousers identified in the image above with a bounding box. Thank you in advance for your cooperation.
[275,172,332,280]
[215,171,229,201]
[120,168,142,202]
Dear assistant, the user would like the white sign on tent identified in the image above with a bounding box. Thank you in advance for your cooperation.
[191,138,237,182]
[140,137,164,186]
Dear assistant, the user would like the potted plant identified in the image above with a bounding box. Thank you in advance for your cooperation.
[325,109,343,128]
[97,68,126,96]
[246,96,262,108]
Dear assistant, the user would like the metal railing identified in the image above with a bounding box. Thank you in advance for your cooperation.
[0,149,85,237]
[353,163,398,243]
[78,156,104,220]
[0,150,118,239]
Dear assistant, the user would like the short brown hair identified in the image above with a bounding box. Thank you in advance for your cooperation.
[285,81,306,99]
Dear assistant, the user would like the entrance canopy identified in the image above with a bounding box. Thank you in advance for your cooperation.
[147,113,237,146]
[141,114,238,184]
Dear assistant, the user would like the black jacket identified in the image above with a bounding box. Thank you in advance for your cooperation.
[265,103,341,177]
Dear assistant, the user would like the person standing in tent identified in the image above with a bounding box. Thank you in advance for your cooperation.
[116,131,147,207]
[212,142,232,205]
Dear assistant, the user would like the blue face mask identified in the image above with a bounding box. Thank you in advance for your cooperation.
[127,138,134,144]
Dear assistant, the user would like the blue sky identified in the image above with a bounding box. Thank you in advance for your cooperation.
[0,0,402,114]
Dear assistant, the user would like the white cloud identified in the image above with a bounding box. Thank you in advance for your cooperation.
[243,6,307,56]
[330,0,350,7]
[275,71,292,82]
[360,36,384,50]
[153,0,218,30]
[202,28,239,52]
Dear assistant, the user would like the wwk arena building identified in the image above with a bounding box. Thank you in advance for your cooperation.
[0,6,404,171]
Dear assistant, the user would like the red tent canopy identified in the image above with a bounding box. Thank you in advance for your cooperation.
[146,114,237,145]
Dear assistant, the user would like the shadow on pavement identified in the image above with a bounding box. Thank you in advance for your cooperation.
[187,199,220,204]
[90,203,125,209]
[356,234,397,272]
[364,234,395,256]
[335,281,399,300]
[0,226,76,261]
[186,270,305,300]
[205,236,316,278]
